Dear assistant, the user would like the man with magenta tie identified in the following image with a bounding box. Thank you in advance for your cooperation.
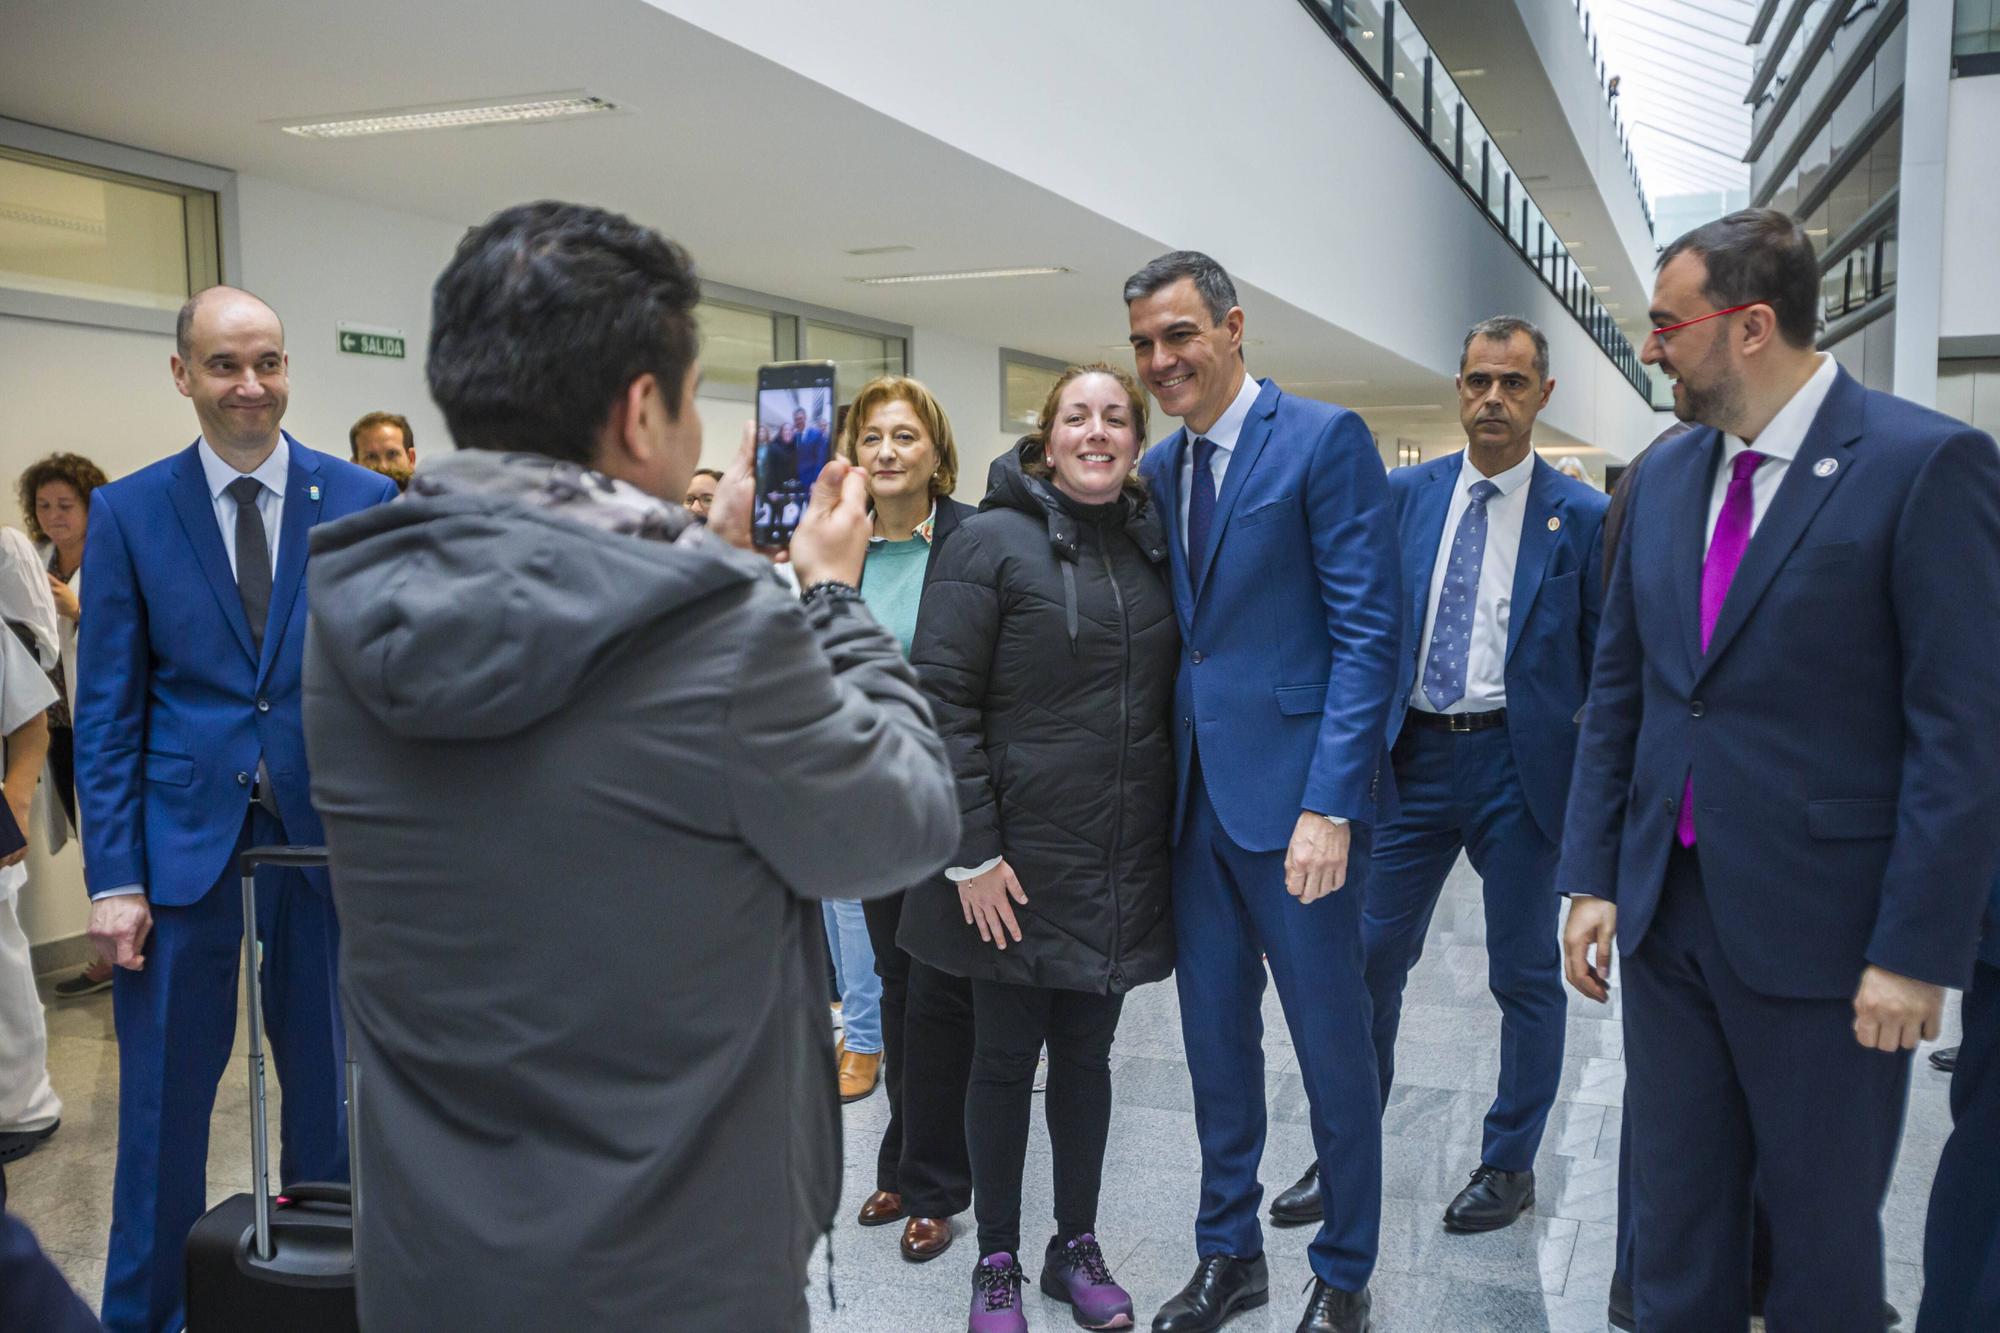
[1559,210,2000,1332]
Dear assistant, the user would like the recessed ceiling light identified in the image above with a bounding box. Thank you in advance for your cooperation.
[1361,29,1376,39]
[1580,265,1598,272]
[1452,68,1488,78]
[1805,227,1828,236]
[1394,70,1406,79]
[852,265,1071,285]
[279,93,619,139]
[1593,284,1612,292]
[843,243,916,256]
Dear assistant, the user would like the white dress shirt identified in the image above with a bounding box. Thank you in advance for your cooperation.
[94,436,290,902]
[1705,352,1837,549]
[1178,371,1264,552]
[1410,450,1537,714]
[197,434,289,577]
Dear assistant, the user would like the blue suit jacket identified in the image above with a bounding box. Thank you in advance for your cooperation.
[1139,378,1401,852]
[1558,368,2000,997]
[75,435,399,905]
[0,1211,100,1332]
[1388,453,1608,842]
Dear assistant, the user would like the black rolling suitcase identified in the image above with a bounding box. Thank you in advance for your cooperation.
[184,845,363,1331]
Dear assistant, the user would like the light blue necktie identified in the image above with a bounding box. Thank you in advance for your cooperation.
[1422,479,1500,711]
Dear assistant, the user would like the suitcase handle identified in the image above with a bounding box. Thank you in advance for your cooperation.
[241,844,333,1263]
[274,1182,352,1208]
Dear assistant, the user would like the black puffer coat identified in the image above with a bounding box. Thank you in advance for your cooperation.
[899,444,1179,993]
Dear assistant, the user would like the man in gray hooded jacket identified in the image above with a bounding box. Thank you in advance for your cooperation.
[302,201,959,1330]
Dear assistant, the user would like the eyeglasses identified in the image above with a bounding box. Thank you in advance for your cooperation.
[1647,302,1763,340]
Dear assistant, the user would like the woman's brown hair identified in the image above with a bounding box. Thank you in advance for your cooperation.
[17,453,110,544]
[1018,363,1150,495]
[837,376,960,498]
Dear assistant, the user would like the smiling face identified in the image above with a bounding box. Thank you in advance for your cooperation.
[1045,371,1143,506]
[1642,251,1745,429]
[34,480,87,551]
[854,397,941,507]
[353,421,414,474]
[1126,277,1245,433]
[171,290,289,457]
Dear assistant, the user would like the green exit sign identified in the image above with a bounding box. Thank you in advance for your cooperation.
[337,324,405,359]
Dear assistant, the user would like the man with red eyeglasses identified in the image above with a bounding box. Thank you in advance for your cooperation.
[1558,208,2000,1332]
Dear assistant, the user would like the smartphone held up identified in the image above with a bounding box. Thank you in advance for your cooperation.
[753,361,837,548]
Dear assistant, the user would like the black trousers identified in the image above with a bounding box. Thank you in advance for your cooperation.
[966,978,1124,1257]
[46,725,76,833]
[862,890,974,1216]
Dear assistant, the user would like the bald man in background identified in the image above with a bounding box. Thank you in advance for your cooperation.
[75,286,397,1332]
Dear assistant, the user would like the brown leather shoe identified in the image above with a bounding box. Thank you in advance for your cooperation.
[900,1215,953,1262]
[838,1050,882,1103]
[857,1190,904,1226]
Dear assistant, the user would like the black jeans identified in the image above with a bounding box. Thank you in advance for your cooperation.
[862,890,974,1216]
[966,978,1125,1257]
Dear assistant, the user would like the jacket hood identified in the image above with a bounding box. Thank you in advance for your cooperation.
[307,455,766,740]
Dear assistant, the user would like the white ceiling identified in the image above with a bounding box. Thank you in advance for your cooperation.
[0,0,1614,449]
[1590,0,1756,202]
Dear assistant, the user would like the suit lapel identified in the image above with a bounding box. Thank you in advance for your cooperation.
[1506,459,1562,665]
[1154,427,1194,623]
[167,443,258,662]
[1406,459,1456,651]
[1697,372,1863,679]
[1191,379,1279,598]
[1670,427,1723,675]
[258,436,321,686]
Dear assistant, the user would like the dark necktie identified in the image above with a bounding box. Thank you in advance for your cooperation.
[1187,436,1219,580]
[229,476,271,654]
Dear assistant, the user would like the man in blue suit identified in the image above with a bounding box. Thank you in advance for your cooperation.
[1270,318,1607,1237]
[1560,210,2000,1332]
[1918,874,2000,1332]
[75,286,398,1332]
[1129,252,1401,1333]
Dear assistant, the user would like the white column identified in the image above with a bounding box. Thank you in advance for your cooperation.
[1892,2,1953,407]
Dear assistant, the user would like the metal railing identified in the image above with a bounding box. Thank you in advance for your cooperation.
[1294,0,1670,406]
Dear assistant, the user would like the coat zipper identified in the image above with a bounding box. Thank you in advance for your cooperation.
[1098,535,1130,989]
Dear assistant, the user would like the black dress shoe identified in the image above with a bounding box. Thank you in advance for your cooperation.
[1441,1164,1534,1233]
[1606,1274,1635,1331]
[1151,1253,1269,1333]
[1295,1278,1370,1333]
[1269,1161,1322,1226]
[1930,1045,1959,1073]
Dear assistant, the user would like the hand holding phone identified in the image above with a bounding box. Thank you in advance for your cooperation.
[788,458,872,589]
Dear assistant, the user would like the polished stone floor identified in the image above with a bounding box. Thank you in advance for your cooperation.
[11,855,1959,1331]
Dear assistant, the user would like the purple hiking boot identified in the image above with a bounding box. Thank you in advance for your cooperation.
[970,1252,1028,1333]
[1039,1233,1135,1330]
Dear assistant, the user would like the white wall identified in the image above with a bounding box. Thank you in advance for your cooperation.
[0,175,464,948]
[1940,75,2000,342]
[649,0,1662,460]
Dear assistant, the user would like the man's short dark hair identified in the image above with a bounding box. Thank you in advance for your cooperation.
[427,202,701,464]
[690,467,724,483]
[349,410,414,458]
[1460,316,1550,380]
[1657,208,1820,350]
[1122,250,1240,326]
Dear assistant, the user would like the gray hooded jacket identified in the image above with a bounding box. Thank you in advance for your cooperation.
[302,450,957,1331]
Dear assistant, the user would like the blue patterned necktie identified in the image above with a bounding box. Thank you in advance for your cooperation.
[1422,479,1501,711]
[1186,436,1219,579]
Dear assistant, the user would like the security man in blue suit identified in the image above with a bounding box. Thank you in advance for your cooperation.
[1560,210,2000,1332]
[1270,317,1607,1238]
[75,286,399,1333]
[1918,873,2000,1332]
[1129,252,1401,1333]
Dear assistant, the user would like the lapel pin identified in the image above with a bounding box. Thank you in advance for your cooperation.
[309,484,321,501]
[1547,515,1561,531]
[1813,458,1838,478]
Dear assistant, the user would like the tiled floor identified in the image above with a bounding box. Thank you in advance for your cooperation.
[13,855,1959,1331]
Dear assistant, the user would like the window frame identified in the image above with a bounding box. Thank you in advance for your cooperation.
[998,346,1070,435]
[0,115,237,337]
[696,278,911,403]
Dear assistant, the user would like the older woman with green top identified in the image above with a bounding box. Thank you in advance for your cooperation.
[838,376,983,1263]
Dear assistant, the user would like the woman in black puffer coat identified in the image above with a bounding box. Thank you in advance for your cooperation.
[901,363,1177,1330]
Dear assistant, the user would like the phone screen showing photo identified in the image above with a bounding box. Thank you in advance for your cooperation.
[753,363,837,548]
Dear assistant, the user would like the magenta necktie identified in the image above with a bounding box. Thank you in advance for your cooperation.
[1678,449,1766,847]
